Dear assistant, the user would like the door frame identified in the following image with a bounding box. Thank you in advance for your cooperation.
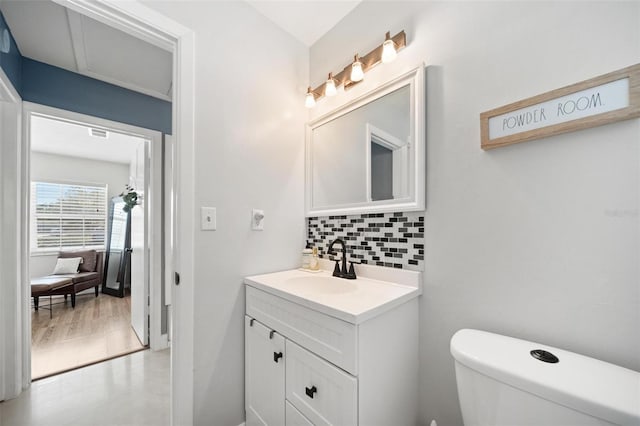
[28,2,196,423]
[0,66,26,402]
[23,101,165,348]
[365,123,410,201]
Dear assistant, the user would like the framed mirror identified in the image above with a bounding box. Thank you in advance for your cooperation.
[102,196,131,297]
[305,66,425,216]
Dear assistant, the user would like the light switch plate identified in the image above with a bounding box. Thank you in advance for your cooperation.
[201,207,216,231]
[252,209,264,231]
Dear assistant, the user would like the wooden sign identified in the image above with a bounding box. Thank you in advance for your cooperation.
[481,63,640,150]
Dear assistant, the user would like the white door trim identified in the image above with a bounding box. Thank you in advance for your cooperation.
[164,135,174,309]
[147,131,167,349]
[0,67,26,401]
[23,101,165,351]
[365,123,410,201]
[24,2,196,424]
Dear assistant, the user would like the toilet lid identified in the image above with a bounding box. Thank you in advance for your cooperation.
[450,329,640,425]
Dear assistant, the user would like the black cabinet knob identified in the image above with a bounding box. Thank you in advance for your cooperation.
[305,385,317,399]
[273,352,283,363]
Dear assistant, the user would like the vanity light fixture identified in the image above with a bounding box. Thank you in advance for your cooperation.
[303,30,406,108]
[350,54,364,82]
[305,87,317,109]
[325,73,337,97]
[381,31,397,63]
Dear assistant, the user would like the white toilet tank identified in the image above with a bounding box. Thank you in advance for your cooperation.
[450,329,640,426]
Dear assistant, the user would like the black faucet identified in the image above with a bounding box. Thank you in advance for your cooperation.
[327,238,356,279]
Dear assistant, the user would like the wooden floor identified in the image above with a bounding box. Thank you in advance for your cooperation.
[31,290,145,380]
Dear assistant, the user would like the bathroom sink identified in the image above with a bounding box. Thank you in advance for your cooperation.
[283,275,358,294]
[244,268,421,323]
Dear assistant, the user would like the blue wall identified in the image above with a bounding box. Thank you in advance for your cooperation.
[22,58,171,134]
[0,10,171,134]
[0,11,22,92]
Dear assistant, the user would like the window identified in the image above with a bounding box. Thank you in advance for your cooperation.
[30,181,108,252]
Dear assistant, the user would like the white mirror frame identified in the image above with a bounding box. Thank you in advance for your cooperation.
[305,65,425,217]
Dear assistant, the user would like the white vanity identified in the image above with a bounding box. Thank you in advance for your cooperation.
[244,63,426,425]
[244,266,421,426]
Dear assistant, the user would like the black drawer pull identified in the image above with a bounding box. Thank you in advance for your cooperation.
[305,386,317,399]
[273,352,283,363]
[249,318,255,327]
[269,330,275,339]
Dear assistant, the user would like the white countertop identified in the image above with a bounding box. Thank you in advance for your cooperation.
[244,268,421,324]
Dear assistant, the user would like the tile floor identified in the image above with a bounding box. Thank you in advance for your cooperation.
[0,349,170,426]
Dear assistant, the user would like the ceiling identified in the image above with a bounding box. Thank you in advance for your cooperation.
[0,0,173,101]
[0,0,361,103]
[3,0,361,165]
[31,115,145,165]
[246,1,361,46]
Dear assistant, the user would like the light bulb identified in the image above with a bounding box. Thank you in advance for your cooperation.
[305,87,316,108]
[325,73,337,97]
[350,54,364,82]
[381,32,397,63]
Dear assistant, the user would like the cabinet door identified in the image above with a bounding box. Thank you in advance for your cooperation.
[245,316,286,426]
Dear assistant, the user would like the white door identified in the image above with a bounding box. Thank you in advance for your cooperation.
[245,316,285,426]
[130,141,148,345]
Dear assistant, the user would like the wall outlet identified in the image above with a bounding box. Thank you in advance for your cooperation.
[201,207,216,231]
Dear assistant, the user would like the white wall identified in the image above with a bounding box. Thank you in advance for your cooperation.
[140,2,308,424]
[29,151,130,278]
[311,2,639,425]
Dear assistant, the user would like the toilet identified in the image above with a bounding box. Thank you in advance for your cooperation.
[450,329,640,426]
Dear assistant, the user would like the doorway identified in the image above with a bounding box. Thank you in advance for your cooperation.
[0,2,196,423]
[27,111,162,379]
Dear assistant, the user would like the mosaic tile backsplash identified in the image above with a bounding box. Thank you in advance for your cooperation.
[307,211,425,271]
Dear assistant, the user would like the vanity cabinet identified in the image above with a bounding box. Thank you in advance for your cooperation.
[245,281,419,426]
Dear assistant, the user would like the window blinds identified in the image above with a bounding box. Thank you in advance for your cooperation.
[31,181,107,251]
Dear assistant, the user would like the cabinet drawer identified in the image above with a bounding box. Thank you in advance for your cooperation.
[286,340,357,426]
[246,286,357,374]
[286,401,313,426]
